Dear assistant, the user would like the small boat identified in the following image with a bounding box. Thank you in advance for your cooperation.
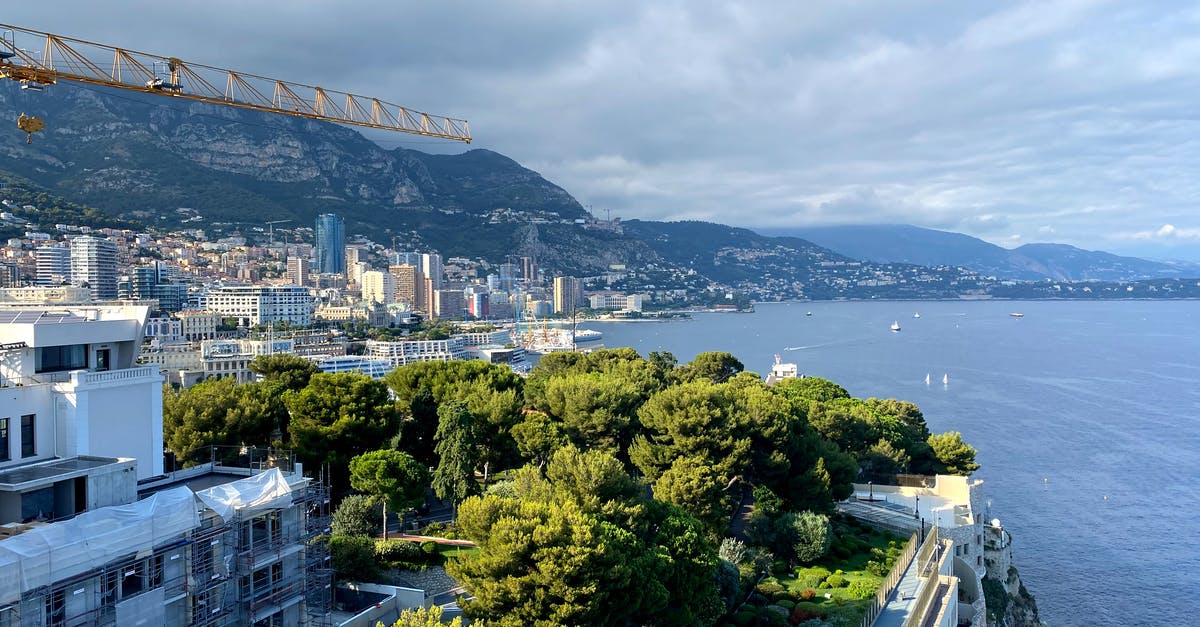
[913,312,921,319]
[943,373,949,385]
[890,321,901,332]
[805,311,813,317]
[925,373,931,385]
[1010,312,1024,318]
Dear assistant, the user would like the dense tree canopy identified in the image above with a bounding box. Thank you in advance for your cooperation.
[163,378,285,465]
[248,353,320,392]
[386,361,524,479]
[449,448,723,626]
[286,373,400,492]
[675,351,744,384]
[164,343,985,626]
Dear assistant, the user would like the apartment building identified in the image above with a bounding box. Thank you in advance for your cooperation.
[0,457,332,626]
[205,286,313,327]
[0,305,163,483]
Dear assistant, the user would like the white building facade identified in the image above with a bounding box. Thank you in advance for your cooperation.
[205,285,313,327]
[0,305,164,488]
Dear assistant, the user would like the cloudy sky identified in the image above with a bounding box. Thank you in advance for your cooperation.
[6,1,1200,260]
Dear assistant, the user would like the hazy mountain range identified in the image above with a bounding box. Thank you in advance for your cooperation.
[761,225,1200,282]
[1,84,1195,285]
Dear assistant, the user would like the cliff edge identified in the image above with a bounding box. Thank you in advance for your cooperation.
[983,524,1044,627]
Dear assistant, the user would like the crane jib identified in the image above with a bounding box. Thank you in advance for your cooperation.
[0,22,470,143]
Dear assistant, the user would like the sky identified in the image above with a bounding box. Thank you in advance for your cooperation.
[5,1,1200,260]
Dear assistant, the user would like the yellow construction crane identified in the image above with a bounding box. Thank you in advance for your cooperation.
[0,23,470,144]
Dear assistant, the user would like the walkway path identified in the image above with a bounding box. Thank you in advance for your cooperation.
[873,549,924,627]
[375,532,477,547]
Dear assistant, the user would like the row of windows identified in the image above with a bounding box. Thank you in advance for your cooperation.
[0,415,36,462]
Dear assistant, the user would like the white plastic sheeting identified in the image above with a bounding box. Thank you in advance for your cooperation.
[0,486,199,606]
[194,467,294,522]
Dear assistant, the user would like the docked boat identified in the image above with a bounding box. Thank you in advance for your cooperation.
[890,321,901,332]
[573,328,603,343]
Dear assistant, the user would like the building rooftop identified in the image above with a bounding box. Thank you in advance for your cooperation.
[0,310,87,325]
[0,456,130,491]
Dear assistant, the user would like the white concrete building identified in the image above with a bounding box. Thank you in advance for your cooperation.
[0,305,163,489]
[34,245,70,287]
[0,286,91,305]
[200,339,293,384]
[205,285,313,327]
[69,236,118,301]
[364,337,469,367]
[313,356,393,379]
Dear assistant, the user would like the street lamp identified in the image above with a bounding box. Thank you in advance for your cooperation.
[868,480,873,502]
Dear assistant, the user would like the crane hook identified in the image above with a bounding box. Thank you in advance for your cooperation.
[17,113,44,144]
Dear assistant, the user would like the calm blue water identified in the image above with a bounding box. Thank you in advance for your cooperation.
[578,300,1200,627]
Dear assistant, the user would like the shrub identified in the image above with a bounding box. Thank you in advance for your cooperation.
[772,590,792,602]
[796,567,831,589]
[420,540,439,555]
[757,581,785,597]
[716,559,742,612]
[817,582,830,589]
[329,535,377,580]
[732,609,758,627]
[848,579,878,600]
[790,607,825,624]
[800,588,817,600]
[720,537,750,565]
[777,599,795,610]
[824,574,847,588]
[375,539,423,563]
[792,512,832,565]
[331,494,381,537]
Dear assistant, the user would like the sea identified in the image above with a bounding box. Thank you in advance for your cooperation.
[574,300,1200,627]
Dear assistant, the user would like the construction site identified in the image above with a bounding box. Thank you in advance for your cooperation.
[0,451,333,627]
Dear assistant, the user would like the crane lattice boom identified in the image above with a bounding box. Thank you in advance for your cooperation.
[0,23,470,142]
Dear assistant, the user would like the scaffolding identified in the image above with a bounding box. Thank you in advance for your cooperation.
[0,464,332,626]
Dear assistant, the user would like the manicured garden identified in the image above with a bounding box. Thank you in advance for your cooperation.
[723,515,907,627]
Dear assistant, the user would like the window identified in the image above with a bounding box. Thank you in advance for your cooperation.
[0,418,8,462]
[20,415,35,458]
[35,344,87,373]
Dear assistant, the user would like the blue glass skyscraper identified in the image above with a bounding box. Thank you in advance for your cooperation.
[314,213,345,274]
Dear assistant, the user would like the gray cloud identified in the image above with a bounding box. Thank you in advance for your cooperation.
[5,1,1200,260]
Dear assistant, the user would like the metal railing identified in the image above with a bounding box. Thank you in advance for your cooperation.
[858,531,920,627]
[899,529,953,627]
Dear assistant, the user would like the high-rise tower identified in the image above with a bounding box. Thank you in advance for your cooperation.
[314,213,345,275]
[70,236,118,300]
[36,244,71,286]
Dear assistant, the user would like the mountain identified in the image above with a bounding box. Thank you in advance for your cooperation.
[0,84,656,274]
[763,224,1200,281]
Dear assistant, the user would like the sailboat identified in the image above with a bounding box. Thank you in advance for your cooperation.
[925,373,931,386]
[913,312,921,319]
[942,373,949,385]
[890,321,901,332]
